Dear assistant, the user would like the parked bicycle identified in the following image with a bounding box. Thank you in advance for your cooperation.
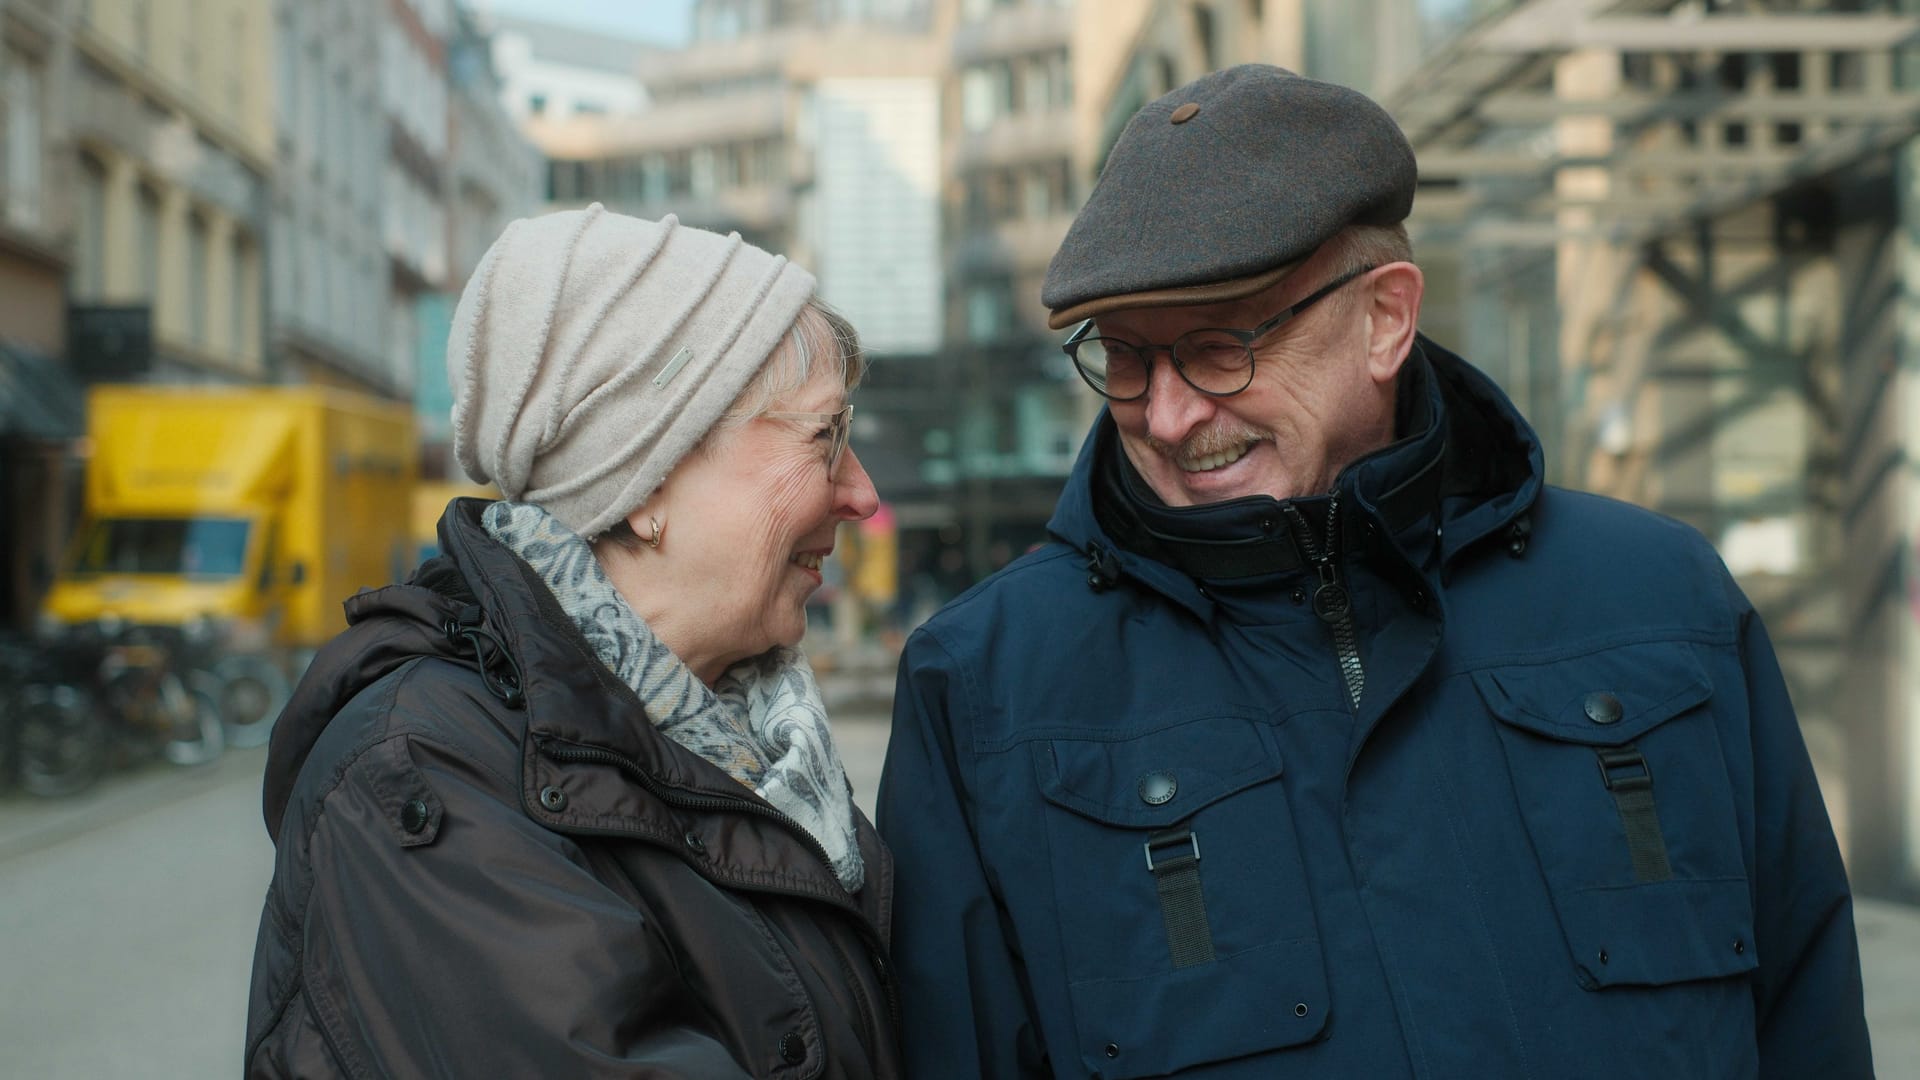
[5,621,224,798]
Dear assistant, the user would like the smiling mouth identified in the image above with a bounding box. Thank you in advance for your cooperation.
[790,552,826,571]
[1177,442,1257,473]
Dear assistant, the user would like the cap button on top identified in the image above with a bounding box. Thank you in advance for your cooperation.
[1170,102,1201,124]
[1138,771,1178,806]
[1584,692,1623,725]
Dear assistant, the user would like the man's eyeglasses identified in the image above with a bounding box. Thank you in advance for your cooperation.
[765,404,854,476]
[1061,265,1377,401]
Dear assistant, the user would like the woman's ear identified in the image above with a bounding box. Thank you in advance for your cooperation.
[1364,262,1424,386]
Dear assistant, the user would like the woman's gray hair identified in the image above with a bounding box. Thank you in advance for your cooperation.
[718,297,866,427]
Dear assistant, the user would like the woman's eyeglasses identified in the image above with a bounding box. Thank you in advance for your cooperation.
[765,405,854,476]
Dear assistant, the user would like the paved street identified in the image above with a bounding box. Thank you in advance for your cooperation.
[2,711,1917,1077]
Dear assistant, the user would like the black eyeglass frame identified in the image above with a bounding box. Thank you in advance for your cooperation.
[1061,264,1378,402]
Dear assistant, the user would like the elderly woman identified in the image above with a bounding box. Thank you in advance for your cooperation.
[245,206,897,1078]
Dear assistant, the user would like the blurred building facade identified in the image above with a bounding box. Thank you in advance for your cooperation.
[271,0,389,394]
[66,0,272,382]
[485,11,652,123]
[0,0,81,631]
[939,0,1081,581]
[381,0,451,402]
[0,0,534,632]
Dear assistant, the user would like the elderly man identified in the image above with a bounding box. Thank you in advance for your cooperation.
[878,65,1871,1077]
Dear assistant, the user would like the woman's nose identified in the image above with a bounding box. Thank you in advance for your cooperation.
[833,447,880,521]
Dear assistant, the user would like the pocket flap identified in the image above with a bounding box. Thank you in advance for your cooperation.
[1069,937,1329,1078]
[1472,642,1713,746]
[1035,710,1278,829]
[1564,877,1760,988]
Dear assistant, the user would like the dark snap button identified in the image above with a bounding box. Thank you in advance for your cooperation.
[400,799,429,834]
[538,785,567,811]
[1598,948,1610,965]
[1138,771,1178,806]
[1583,692,1623,725]
[1291,588,1307,605]
[1104,1043,1120,1059]
[1294,1002,1310,1018]
[780,1031,807,1065]
[1734,939,1746,955]
[684,830,707,855]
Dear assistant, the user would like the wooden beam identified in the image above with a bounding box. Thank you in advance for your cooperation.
[1481,13,1920,54]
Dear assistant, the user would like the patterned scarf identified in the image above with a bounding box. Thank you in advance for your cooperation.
[483,501,864,892]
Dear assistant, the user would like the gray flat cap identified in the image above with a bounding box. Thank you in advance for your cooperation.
[1043,64,1416,330]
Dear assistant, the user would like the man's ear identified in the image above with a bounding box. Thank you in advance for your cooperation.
[1364,262,1424,386]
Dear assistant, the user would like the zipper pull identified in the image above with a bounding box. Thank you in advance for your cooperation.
[1311,560,1351,625]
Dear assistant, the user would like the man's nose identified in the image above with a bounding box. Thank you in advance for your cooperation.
[1141,353,1214,447]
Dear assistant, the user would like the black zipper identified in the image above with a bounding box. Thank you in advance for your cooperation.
[539,738,903,1048]
[1287,495,1365,711]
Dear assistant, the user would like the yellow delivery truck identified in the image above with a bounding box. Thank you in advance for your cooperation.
[38,386,417,751]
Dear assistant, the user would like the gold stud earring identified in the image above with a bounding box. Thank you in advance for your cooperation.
[645,516,665,549]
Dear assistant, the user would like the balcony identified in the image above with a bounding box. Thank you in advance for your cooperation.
[951,105,1073,171]
[952,212,1074,277]
[951,3,1072,65]
[524,87,787,158]
[614,181,793,238]
[639,32,794,93]
[69,63,266,223]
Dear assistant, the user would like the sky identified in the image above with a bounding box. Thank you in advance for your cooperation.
[473,0,694,45]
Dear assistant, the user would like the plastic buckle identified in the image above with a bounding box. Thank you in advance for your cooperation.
[1144,829,1201,872]
[1596,747,1653,792]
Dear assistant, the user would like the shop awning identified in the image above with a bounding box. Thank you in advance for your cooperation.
[0,342,85,441]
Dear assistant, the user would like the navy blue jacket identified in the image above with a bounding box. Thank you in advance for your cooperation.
[878,339,1871,1078]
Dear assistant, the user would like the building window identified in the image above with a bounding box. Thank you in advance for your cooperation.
[187,211,209,346]
[961,65,1006,133]
[4,56,44,228]
[136,182,163,297]
[965,282,1009,343]
[231,233,253,361]
[76,154,108,299]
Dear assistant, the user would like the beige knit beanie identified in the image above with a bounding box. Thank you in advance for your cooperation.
[448,204,817,539]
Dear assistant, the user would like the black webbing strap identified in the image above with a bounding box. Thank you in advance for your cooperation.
[1596,747,1673,883]
[1145,829,1215,968]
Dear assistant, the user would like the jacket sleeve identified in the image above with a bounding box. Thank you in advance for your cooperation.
[283,727,753,1079]
[877,630,1049,1078]
[1738,605,1874,1077]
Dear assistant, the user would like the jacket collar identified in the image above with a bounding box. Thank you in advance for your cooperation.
[1047,335,1543,612]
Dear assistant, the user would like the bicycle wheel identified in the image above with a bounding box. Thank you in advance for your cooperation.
[16,685,109,798]
[161,673,225,767]
[211,656,290,749]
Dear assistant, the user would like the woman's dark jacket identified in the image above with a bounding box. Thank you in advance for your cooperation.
[878,338,1871,1078]
[246,499,900,1078]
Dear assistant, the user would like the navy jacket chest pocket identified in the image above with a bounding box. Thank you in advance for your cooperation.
[1474,641,1759,990]
[1032,710,1328,1078]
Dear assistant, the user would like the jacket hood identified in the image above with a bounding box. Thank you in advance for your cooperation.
[1045,334,1544,605]
[261,506,493,837]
